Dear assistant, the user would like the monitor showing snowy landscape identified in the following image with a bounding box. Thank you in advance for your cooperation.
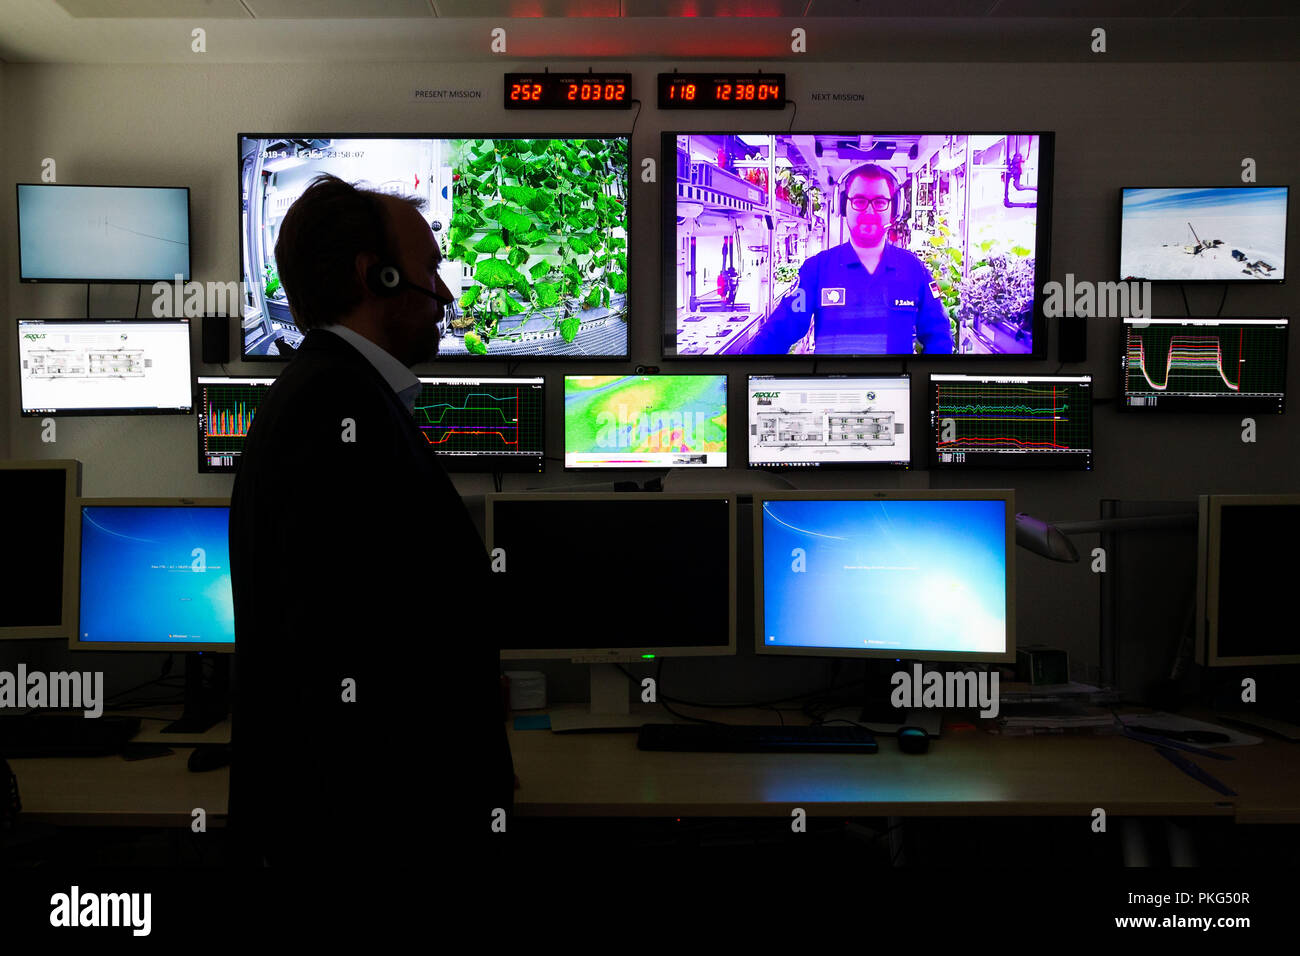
[1120,187,1287,283]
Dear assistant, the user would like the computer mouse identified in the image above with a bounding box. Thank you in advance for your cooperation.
[187,744,231,773]
[898,727,929,754]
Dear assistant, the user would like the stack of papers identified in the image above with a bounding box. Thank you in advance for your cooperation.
[995,701,1118,736]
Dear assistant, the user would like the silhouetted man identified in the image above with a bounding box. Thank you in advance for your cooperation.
[228,174,513,877]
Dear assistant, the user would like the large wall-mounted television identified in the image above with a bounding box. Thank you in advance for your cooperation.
[1119,187,1287,283]
[662,132,1053,358]
[17,183,191,284]
[238,134,629,360]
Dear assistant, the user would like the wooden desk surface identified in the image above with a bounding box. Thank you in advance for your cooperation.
[8,706,230,827]
[10,704,1297,826]
[508,705,1300,821]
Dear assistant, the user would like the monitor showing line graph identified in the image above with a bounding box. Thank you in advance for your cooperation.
[1121,318,1287,413]
[929,373,1092,470]
[197,377,275,473]
[415,377,545,473]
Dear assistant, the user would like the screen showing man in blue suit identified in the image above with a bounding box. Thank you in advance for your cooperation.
[746,164,953,356]
[669,133,1046,357]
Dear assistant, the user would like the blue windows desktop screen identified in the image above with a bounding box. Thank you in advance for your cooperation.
[760,498,1008,654]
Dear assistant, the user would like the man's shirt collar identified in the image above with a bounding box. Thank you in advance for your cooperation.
[319,323,421,413]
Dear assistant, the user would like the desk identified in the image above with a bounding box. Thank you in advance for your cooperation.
[9,704,1297,827]
[507,704,1300,823]
[8,706,230,827]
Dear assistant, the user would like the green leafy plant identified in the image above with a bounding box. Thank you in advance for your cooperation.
[263,264,280,299]
[776,168,813,218]
[917,214,964,344]
[957,252,1036,333]
[445,138,629,350]
[773,263,799,284]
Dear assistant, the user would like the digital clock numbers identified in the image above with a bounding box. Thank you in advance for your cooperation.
[504,74,632,110]
[658,73,787,110]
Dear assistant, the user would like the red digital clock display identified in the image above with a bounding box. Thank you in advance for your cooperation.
[563,79,627,103]
[504,74,632,110]
[658,73,787,110]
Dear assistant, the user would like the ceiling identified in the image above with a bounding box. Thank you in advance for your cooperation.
[38,0,1300,16]
[0,0,1294,62]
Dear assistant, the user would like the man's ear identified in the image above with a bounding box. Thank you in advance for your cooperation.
[355,251,378,296]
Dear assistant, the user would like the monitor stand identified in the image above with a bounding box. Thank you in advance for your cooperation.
[161,653,230,735]
[548,664,660,733]
[859,658,903,724]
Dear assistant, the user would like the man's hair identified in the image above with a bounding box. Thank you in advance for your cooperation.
[273,173,429,331]
[843,163,898,199]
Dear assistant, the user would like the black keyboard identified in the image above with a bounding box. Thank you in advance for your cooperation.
[0,714,141,757]
[638,723,877,754]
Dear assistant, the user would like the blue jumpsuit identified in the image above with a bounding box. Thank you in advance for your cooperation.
[748,241,954,355]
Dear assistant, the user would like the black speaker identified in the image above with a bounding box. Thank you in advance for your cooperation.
[202,314,229,364]
[1058,315,1087,363]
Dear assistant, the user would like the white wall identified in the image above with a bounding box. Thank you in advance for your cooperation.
[3,59,1298,700]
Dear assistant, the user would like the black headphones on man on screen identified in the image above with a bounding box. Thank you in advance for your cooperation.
[838,163,901,220]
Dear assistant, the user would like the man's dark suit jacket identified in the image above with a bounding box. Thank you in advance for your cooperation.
[227,328,513,870]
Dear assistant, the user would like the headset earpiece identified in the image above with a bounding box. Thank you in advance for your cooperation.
[366,262,403,297]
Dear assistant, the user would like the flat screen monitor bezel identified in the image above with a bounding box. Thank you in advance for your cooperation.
[70,497,235,653]
[416,375,546,474]
[1197,493,1300,667]
[237,132,632,362]
[753,489,1016,663]
[562,372,730,472]
[486,492,737,660]
[16,183,192,285]
[0,459,81,640]
[661,130,1055,360]
[928,372,1095,470]
[196,375,277,474]
[1118,185,1289,285]
[745,372,912,471]
[17,318,194,417]
[1118,316,1288,414]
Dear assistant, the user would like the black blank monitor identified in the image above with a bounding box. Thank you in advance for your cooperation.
[0,460,80,639]
[1198,494,1300,666]
[17,183,191,283]
[486,494,736,660]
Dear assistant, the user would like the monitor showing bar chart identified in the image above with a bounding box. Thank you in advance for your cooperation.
[196,376,275,473]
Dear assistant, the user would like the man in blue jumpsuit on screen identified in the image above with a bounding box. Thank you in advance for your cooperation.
[747,163,954,355]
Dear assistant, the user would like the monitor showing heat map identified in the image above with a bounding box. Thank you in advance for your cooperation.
[564,374,728,469]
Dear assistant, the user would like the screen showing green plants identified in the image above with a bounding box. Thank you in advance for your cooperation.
[239,135,629,359]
